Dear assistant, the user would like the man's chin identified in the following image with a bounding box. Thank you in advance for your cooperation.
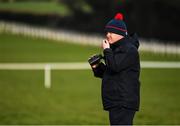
[109,41,116,44]
[108,41,113,44]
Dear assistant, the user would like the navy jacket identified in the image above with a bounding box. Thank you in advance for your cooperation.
[92,34,140,111]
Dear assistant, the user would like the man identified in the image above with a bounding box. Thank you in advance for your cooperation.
[89,13,140,125]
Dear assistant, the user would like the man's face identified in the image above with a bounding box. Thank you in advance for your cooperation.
[106,32,124,44]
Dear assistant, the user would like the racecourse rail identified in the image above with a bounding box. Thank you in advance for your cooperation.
[0,61,180,88]
[0,21,180,54]
[1,61,180,70]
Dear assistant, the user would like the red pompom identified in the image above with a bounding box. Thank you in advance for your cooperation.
[114,13,123,20]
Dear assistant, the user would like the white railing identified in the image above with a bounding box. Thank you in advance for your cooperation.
[0,21,180,54]
[0,61,180,88]
[0,62,91,89]
[0,21,102,46]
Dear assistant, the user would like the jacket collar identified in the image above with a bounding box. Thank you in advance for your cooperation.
[110,37,129,51]
[109,33,140,52]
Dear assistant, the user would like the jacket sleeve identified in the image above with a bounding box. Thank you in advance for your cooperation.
[103,47,138,73]
[92,62,106,78]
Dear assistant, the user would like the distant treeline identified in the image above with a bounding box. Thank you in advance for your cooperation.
[0,0,180,42]
[0,0,53,2]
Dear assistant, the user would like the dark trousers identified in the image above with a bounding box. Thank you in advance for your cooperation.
[109,107,136,125]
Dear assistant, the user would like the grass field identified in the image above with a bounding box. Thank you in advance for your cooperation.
[0,33,180,124]
[0,1,70,16]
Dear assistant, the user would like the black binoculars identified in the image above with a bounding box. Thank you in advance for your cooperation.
[88,54,104,66]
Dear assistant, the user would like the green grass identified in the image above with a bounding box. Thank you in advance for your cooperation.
[140,51,180,61]
[0,69,180,124]
[0,70,108,124]
[0,33,180,62]
[136,69,180,124]
[0,1,70,16]
[0,33,180,124]
[0,33,100,62]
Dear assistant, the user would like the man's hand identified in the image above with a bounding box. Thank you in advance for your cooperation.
[91,64,98,68]
[102,39,110,49]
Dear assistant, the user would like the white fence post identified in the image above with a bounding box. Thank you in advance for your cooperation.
[45,64,51,89]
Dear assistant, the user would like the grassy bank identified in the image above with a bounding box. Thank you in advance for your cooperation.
[0,1,70,16]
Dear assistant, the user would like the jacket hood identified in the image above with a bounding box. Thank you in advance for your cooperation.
[129,33,139,49]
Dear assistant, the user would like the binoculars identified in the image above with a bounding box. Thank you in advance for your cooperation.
[88,54,104,66]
